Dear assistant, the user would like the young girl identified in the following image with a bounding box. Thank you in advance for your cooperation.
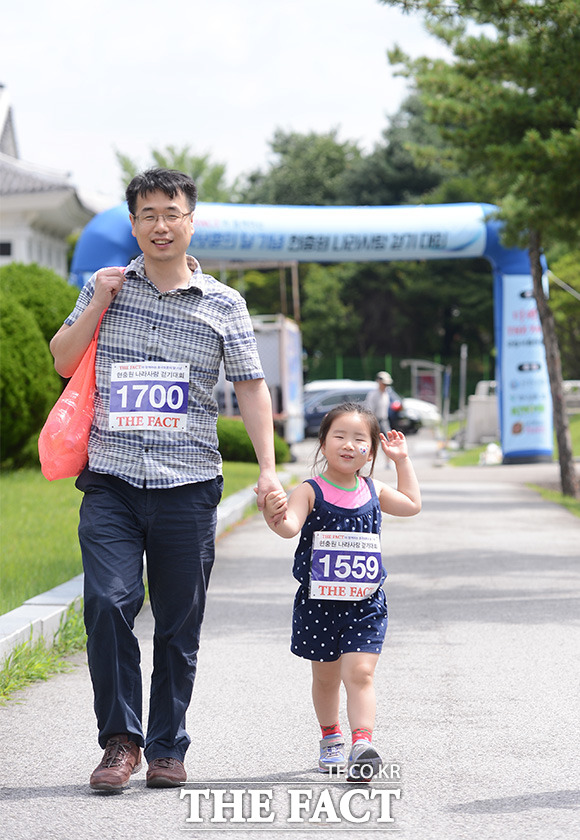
[263,402,421,781]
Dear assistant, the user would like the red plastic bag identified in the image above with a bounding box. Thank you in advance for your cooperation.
[38,311,106,481]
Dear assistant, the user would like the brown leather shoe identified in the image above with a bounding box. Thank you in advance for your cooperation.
[146,757,187,788]
[90,734,142,791]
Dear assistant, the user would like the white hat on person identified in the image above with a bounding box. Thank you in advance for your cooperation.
[376,371,393,385]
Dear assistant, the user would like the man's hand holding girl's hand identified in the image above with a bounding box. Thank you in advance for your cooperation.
[263,489,288,527]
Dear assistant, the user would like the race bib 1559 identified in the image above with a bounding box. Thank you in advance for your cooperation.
[309,531,382,601]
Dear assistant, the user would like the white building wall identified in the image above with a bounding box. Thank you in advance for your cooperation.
[0,218,68,277]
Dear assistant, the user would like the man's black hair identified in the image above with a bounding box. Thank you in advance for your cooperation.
[126,168,198,215]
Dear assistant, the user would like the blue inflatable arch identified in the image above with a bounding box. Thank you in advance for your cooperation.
[71,201,553,463]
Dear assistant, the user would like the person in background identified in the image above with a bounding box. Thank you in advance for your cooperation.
[50,168,285,792]
[365,371,393,436]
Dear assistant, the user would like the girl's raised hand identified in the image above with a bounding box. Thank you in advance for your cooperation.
[380,429,409,462]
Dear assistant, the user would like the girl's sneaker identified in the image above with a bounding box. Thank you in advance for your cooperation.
[318,735,347,773]
[346,739,382,782]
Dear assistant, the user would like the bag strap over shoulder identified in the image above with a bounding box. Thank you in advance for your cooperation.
[72,307,107,374]
[93,307,107,339]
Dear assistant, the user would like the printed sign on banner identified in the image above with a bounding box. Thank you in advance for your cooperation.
[109,362,190,431]
[501,276,552,457]
[189,203,488,263]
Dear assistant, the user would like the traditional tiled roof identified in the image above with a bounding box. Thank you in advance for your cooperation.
[0,85,99,239]
[0,153,72,195]
[0,83,18,158]
[0,84,73,196]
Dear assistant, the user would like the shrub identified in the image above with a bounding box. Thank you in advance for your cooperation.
[0,262,79,344]
[217,415,291,464]
[0,290,61,465]
[0,263,79,467]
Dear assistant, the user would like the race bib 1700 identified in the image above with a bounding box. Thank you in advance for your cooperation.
[109,362,190,431]
[309,531,382,601]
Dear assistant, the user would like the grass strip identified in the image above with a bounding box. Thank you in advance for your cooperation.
[527,484,580,519]
[0,603,86,704]
[0,462,261,615]
[0,463,261,702]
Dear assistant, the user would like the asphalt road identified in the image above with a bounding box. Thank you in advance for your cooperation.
[1,431,579,840]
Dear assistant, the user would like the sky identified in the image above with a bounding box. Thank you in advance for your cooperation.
[2,0,449,207]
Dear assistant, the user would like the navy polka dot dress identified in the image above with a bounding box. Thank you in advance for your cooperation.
[291,478,388,662]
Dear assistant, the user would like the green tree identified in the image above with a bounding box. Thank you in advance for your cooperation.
[339,94,448,206]
[547,252,580,381]
[338,93,496,207]
[115,144,237,202]
[337,258,493,362]
[381,0,580,496]
[227,269,283,316]
[301,264,360,359]
[239,129,361,205]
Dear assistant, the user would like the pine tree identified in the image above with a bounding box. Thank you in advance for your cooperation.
[381,0,580,496]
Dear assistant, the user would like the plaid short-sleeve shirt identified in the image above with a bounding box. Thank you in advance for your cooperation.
[65,255,264,488]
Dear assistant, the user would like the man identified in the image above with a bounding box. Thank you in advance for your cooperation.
[365,371,393,435]
[50,168,285,791]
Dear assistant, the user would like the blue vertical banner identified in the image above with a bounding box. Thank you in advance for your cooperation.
[497,275,553,461]
[484,212,553,463]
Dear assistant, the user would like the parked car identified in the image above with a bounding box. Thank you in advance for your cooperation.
[303,379,364,395]
[303,380,425,437]
[400,397,441,428]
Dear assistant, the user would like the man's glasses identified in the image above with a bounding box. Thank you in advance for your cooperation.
[133,211,192,227]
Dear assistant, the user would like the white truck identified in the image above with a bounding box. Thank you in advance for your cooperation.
[218,314,304,444]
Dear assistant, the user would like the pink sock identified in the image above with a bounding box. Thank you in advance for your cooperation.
[321,722,342,739]
[352,727,373,744]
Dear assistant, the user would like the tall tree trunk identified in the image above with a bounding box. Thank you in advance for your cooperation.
[529,230,579,498]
